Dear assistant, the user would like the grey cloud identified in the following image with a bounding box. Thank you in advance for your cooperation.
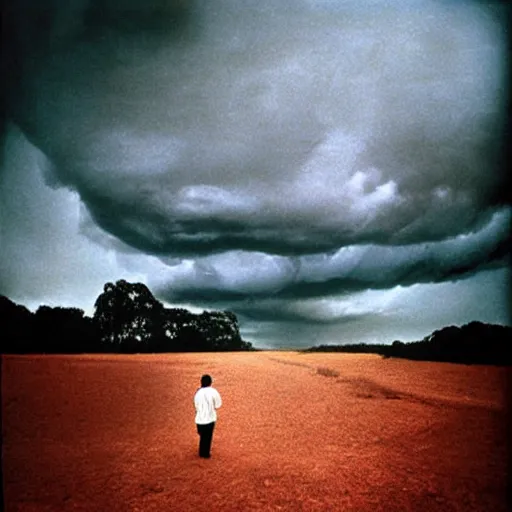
[3,0,508,259]
[82,0,196,38]
[233,299,366,326]
[151,207,509,303]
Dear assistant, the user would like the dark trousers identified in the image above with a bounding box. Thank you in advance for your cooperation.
[196,422,215,457]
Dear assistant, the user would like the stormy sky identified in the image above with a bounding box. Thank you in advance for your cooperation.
[1,0,509,348]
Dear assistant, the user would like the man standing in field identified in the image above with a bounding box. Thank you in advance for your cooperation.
[194,374,222,458]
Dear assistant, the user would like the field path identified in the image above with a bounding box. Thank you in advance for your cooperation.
[2,352,510,511]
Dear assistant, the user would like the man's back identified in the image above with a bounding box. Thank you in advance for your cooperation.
[194,386,222,424]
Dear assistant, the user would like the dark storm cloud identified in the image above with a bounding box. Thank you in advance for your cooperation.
[150,207,509,304]
[3,0,509,251]
[82,0,195,37]
[231,302,365,326]
[1,0,509,333]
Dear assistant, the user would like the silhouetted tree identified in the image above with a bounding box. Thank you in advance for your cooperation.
[0,295,35,353]
[304,323,511,365]
[157,307,246,352]
[93,280,164,352]
[34,306,94,353]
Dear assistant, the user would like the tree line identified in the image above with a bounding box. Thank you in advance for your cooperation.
[1,280,253,354]
[305,321,512,365]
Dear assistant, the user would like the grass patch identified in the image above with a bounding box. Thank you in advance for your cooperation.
[316,366,340,378]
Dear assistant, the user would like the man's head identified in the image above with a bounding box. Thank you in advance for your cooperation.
[200,374,212,387]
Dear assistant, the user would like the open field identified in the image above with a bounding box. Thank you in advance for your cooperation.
[2,352,510,511]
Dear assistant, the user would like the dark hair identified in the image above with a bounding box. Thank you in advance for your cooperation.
[200,374,212,387]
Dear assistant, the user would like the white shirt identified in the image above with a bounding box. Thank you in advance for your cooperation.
[194,386,222,424]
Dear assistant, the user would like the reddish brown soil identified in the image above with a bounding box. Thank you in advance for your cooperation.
[2,352,510,511]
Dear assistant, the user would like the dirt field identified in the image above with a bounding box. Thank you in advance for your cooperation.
[2,352,510,511]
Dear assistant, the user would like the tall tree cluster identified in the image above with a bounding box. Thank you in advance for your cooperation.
[1,280,252,354]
